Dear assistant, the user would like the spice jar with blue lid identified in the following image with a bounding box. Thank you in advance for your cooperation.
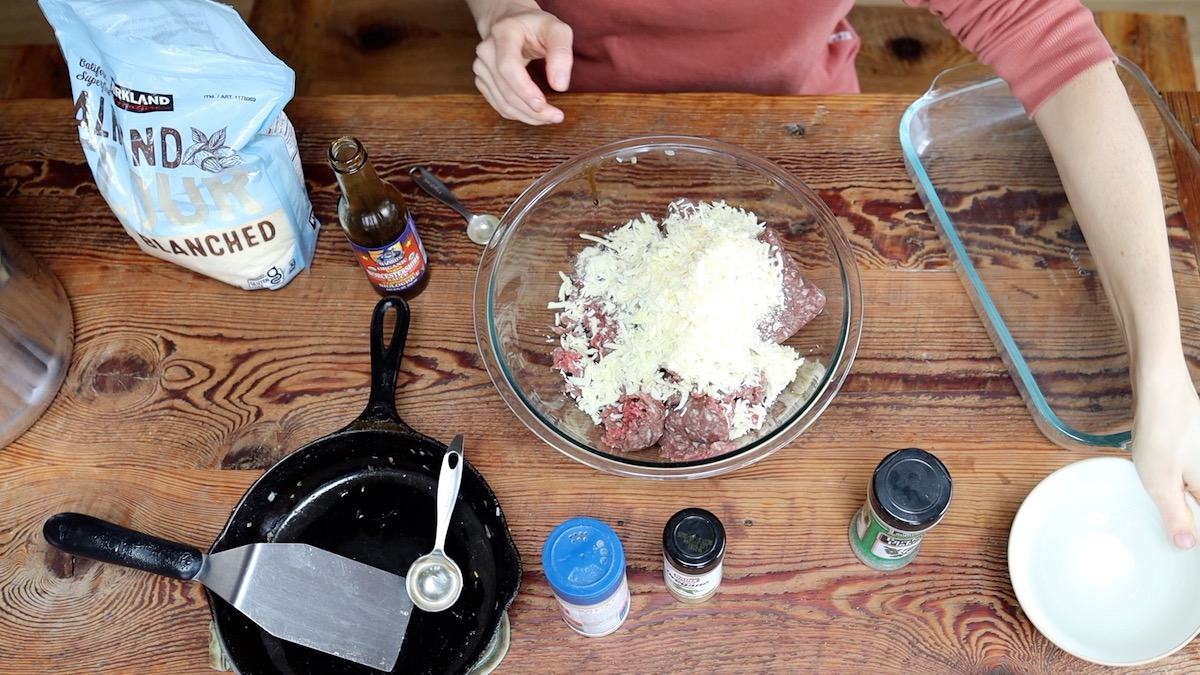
[849,447,953,571]
[542,517,630,637]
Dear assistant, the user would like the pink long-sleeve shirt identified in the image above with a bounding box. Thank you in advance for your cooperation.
[538,0,1116,115]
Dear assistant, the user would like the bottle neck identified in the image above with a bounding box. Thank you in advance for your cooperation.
[329,136,378,183]
[328,136,402,213]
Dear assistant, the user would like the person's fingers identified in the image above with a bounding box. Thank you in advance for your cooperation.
[488,30,563,123]
[1185,484,1200,548]
[542,21,574,92]
[1139,464,1197,549]
[474,64,536,125]
[473,41,538,123]
[472,62,507,116]
[473,52,560,125]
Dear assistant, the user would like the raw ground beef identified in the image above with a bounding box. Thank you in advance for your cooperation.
[659,393,740,461]
[552,211,826,461]
[601,393,667,452]
[757,228,826,343]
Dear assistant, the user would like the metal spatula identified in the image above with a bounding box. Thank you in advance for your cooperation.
[43,512,412,672]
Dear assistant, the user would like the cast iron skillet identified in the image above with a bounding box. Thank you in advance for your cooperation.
[209,296,521,674]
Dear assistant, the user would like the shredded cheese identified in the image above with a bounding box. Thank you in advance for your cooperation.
[550,200,810,439]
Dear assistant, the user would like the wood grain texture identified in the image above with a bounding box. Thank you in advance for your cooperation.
[1,91,1199,674]
[0,44,70,98]
[1096,11,1198,91]
[1165,90,1200,255]
[849,5,979,94]
[248,0,482,97]
[1,6,1192,99]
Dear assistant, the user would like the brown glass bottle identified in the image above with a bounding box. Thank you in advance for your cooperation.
[328,136,429,297]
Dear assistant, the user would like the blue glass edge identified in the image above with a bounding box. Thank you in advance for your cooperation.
[898,88,1129,450]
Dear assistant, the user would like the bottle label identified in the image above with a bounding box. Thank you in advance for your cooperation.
[849,505,925,571]
[663,556,722,601]
[553,574,630,637]
[349,211,427,291]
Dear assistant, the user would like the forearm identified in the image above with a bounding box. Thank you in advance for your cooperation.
[465,0,541,37]
[1033,62,1188,392]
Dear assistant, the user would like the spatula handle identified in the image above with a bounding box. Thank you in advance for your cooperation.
[43,512,205,581]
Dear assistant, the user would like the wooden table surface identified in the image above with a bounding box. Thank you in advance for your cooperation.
[2,90,1199,674]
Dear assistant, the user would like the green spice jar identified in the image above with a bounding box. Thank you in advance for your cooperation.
[849,448,953,571]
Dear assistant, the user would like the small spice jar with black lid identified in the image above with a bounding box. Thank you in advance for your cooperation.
[662,508,726,602]
[849,448,953,571]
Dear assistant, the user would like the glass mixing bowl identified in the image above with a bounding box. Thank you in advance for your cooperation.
[474,136,862,478]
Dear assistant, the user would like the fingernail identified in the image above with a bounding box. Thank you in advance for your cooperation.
[1174,532,1196,549]
[549,110,564,124]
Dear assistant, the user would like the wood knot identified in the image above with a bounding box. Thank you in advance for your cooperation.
[90,354,154,395]
[351,21,407,51]
[70,335,163,406]
[218,421,291,470]
[221,443,284,470]
[45,546,94,579]
[888,36,926,62]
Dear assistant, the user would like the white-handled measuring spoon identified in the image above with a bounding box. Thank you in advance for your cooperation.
[406,434,465,612]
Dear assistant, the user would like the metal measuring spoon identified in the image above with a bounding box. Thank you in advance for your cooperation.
[406,434,465,612]
[408,166,499,245]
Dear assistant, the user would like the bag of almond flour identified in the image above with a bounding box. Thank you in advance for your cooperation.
[38,0,321,290]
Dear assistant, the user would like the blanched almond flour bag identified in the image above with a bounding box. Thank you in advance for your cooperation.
[39,0,321,290]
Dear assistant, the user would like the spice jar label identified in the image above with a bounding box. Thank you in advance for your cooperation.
[854,507,923,561]
[663,559,723,601]
[556,582,631,637]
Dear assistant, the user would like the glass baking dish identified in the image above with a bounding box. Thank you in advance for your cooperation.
[900,57,1200,451]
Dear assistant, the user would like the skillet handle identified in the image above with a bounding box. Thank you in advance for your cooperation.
[43,512,205,581]
[360,296,413,425]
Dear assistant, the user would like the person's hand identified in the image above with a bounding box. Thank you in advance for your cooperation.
[468,0,573,125]
[1130,366,1200,549]
[1032,62,1200,549]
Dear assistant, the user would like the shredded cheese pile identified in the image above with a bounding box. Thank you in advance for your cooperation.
[550,200,808,439]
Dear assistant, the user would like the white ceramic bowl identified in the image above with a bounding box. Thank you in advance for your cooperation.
[1008,456,1200,666]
